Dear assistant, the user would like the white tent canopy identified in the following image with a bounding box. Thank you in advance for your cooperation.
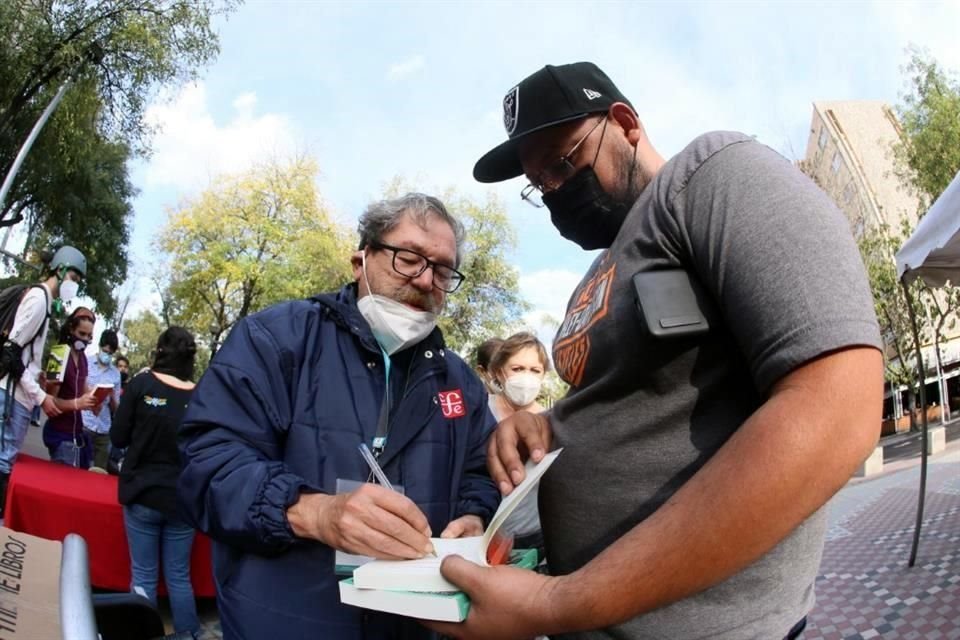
[894,168,960,568]
[896,170,960,287]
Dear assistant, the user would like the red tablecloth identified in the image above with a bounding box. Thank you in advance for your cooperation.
[5,454,216,597]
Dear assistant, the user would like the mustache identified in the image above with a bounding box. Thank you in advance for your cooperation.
[393,287,441,314]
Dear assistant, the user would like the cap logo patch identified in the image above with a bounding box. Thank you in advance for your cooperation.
[503,85,520,136]
[583,88,602,100]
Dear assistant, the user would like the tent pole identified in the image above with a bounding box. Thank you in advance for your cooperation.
[903,279,928,568]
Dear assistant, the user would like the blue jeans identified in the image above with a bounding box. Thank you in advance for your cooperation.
[0,389,34,475]
[47,433,90,469]
[123,503,200,636]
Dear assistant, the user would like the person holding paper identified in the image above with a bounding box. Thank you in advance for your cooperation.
[178,193,500,639]
[426,62,884,640]
[82,328,121,470]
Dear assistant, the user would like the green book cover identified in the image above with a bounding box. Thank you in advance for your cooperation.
[339,548,538,622]
[44,344,69,383]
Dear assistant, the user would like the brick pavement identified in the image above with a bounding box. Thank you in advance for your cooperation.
[805,446,960,639]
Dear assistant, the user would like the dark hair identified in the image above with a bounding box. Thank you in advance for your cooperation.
[475,338,504,370]
[58,307,96,343]
[152,326,197,381]
[115,355,129,366]
[99,329,119,351]
[488,331,550,379]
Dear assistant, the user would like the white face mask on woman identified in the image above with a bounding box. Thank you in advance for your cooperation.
[503,372,543,407]
[356,252,437,355]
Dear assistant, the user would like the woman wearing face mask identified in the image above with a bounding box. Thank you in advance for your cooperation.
[42,307,98,467]
[487,331,550,561]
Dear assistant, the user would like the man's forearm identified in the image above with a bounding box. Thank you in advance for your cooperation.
[548,347,882,632]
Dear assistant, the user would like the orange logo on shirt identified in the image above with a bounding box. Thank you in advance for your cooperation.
[553,260,616,387]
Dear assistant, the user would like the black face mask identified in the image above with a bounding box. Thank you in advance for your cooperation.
[120,371,130,385]
[542,166,633,250]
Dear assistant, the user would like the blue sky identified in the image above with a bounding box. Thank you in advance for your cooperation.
[117,0,960,342]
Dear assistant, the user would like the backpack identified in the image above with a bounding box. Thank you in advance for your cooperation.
[0,284,50,381]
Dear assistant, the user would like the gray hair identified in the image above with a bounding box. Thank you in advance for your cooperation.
[357,192,466,267]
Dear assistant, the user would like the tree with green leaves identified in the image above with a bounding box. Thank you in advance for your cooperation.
[437,190,529,355]
[120,308,164,373]
[157,156,353,360]
[0,0,238,320]
[893,48,960,209]
[858,222,928,428]
[892,48,960,423]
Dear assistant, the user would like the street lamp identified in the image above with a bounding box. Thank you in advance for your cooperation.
[0,40,105,254]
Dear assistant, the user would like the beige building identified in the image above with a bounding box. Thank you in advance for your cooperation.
[801,100,959,430]
[802,100,919,233]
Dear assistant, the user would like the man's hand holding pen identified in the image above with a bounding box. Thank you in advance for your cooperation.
[287,484,436,559]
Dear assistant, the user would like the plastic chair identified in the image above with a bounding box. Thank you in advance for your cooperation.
[61,533,169,640]
[92,592,166,640]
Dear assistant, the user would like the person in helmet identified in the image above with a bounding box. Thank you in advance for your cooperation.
[0,245,88,515]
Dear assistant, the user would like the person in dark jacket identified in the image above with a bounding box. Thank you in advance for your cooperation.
[178,192,500,640]
[112,327,200,638]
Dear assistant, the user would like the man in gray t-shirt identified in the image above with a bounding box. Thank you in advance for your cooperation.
[426,63,884,640]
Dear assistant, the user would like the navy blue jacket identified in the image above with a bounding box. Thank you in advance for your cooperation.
[178,285,499,640]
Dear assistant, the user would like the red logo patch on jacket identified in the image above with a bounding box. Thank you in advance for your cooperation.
[438,390,466,419]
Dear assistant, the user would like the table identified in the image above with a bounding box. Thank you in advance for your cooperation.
[5,454,216,597]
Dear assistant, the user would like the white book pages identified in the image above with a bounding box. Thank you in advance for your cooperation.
[352,449,562,593]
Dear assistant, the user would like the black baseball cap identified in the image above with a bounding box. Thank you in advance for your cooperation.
[473,62,634,183]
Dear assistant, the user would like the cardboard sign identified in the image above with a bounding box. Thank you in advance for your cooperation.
[0,527,62,639]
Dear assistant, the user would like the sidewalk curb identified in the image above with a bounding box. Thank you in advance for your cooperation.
[879,417,960,448]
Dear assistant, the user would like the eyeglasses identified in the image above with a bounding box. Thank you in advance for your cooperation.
[521,117,606,208]
[369,242,466,293]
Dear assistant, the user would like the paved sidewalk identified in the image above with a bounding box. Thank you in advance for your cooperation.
[804,439,960,639]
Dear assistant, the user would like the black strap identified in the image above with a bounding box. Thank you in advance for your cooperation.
[372,376,390,458]
[783,617,807,640]
[370,345,421,459]
[1,377,14,446]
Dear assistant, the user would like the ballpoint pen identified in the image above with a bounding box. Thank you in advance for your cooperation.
[358,443,436,557]
[358,442,394,491]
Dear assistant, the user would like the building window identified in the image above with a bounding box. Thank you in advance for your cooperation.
[831,151,842,174]
[818,126,828,151]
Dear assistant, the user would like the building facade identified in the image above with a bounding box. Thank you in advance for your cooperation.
[801,100,959,432]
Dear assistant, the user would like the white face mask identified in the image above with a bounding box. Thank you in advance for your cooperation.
[60,279,79,303]
[357,252,437,355]
[503,372,543,407]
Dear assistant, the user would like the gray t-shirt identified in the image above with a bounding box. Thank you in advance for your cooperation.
[541,132,881,640]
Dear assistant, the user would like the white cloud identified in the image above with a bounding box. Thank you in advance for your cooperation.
[142,83,298,190]
[387,55,425,82]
